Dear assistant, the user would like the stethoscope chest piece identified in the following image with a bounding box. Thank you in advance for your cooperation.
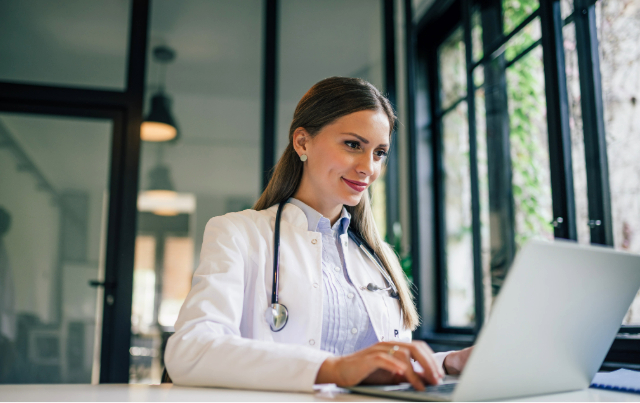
[265,303,288,332]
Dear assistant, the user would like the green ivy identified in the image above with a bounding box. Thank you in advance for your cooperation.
[504,0,553,247]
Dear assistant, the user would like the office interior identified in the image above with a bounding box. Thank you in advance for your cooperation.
[0,0,638,387]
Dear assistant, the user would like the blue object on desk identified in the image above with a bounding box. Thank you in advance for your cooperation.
[591,369,640,393]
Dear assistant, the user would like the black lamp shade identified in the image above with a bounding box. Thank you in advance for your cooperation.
[141,93,179,142]
[147,165,175,193]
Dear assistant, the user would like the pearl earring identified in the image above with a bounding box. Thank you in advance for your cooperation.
[300,154,308,162]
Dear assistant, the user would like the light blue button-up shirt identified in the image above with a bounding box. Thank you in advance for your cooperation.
[288,198,378,355]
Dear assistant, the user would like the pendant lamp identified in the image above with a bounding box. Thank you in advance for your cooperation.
[141,46,179,142]
[142,144,178,216]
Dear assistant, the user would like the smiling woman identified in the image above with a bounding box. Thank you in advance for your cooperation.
[254,77,416,328]
[163,77,471,393]
[291,110,390,219]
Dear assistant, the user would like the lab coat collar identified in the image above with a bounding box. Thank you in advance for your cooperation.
[287,197,351,234]
[264,202,309,231]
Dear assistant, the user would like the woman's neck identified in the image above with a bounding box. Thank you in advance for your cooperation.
[293,184,342,226]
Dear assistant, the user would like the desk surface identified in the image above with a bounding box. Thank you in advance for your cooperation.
[0,383,639,402]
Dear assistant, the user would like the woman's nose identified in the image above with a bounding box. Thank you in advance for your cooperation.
[356,152,375,176]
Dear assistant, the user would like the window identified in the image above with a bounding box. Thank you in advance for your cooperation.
[413,0,640,363]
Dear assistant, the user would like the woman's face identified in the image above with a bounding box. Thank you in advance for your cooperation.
[294,109,391,210]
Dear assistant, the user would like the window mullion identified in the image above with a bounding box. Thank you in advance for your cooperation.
[480,0,517,298]
[539,0,577,241]
[573,0,613,246]
[462,0,485,334]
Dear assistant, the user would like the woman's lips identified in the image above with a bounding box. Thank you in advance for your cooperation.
[342,178,368,192]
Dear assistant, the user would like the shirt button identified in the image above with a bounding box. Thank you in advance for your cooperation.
[347,293,354,299]
[351,328,358,335]
[309,339,315,345]
[311,239,317,245]
[334,266,340,272]
[313,282,319,288]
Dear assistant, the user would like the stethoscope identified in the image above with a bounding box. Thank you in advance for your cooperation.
[265,201,399,332]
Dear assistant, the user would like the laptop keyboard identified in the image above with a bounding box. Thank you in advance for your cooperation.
[423,383,457,394]
[381,382,457,395]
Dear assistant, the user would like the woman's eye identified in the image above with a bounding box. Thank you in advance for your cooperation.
[345,141,360,149]
[376,150,388,158]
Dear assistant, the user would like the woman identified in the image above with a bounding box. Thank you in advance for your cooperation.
[164,77,472,392]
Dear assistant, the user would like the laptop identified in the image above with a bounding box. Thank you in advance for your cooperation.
[348,240,640,401]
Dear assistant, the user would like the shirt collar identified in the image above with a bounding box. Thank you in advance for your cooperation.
[288,197,351,234]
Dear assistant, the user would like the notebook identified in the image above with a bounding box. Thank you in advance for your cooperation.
[591,369,640,393]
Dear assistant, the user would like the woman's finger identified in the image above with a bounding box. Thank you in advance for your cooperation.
[391,347,426,391]
[416,341,444,378]
[369,352,409,377]
[404,341,443,385]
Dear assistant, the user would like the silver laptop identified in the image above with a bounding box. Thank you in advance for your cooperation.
[348,240,640,401]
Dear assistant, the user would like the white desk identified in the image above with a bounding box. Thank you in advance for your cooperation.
[0,384,639,402]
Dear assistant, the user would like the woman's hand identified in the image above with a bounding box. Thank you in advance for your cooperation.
[443,346,474,375]
[315,341,444,391]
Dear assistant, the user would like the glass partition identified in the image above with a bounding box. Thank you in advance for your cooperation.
[0,112,112,383]
[0,0,131,90]
[130,0,264,383]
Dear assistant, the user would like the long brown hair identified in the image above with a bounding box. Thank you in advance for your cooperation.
[254,76,419,330]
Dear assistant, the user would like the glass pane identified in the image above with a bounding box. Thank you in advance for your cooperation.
[594,1,640,324]
[506,45,554,247]
[473,65,484,91]
[505,17,541,62]
[0,0,130,89]
[131,0,264,383]
[439,27,467,110]
[159,237,194,328]
[474,86,493,319]
[442,102,475,327]
[277,0,386,235]
[503,0,539,34]
[561,0,573,21]
[371,168,387,243]
[563,22,590,245]
[0,112,112,383]
[472,8,484,63]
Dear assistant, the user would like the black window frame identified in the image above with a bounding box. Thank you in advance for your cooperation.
[407,0,640,366]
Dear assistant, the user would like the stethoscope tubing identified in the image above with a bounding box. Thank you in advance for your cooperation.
[271,200,286,305]
[271,200,398,303]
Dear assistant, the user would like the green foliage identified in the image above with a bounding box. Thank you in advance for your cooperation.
[386,223,413,283]
[504,0,553,247]
[503,0,537,33]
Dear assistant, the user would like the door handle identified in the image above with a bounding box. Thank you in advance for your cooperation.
[88,280,117,288]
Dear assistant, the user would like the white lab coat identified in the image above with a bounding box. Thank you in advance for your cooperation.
[165,203,449,392]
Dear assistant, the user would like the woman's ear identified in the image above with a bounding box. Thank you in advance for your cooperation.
[292,128,309,157]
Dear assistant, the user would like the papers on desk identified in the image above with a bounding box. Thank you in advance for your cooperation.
[591,369,640,393]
